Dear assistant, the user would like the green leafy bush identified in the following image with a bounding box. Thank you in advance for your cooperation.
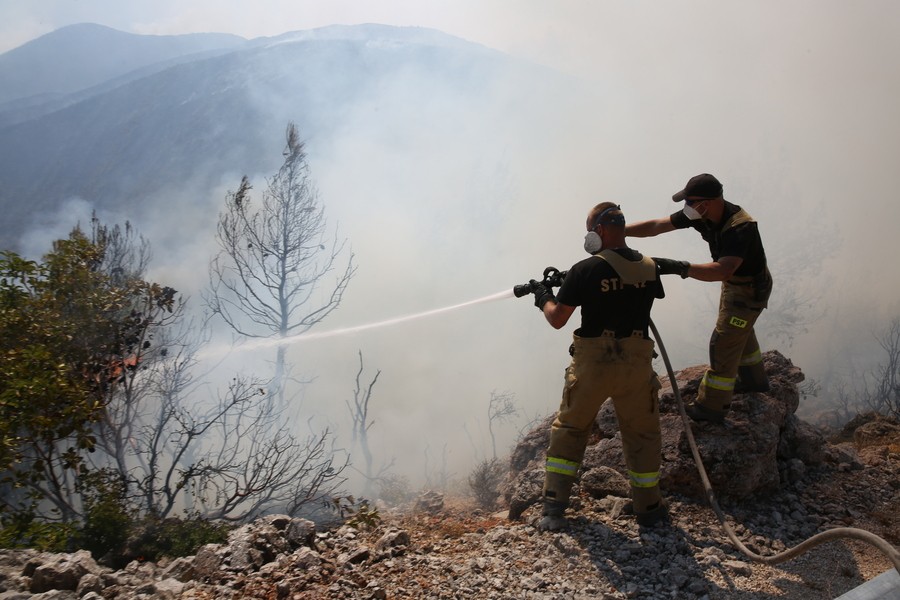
[77,469,132,560]
[121,516,232,563]
[0,512,77,552]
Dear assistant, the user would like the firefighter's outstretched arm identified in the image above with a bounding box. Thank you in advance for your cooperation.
[687,255,743,282]
[625,217,675,238]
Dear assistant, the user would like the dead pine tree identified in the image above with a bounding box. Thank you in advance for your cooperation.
[346,350,390,497]
[207,122,356,407]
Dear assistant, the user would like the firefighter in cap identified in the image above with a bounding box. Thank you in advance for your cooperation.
[528,202,668,530]
[626,173,772,424]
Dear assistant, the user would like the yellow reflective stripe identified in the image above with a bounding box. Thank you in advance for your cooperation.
[702,373,735,391]
[628,470,659,488]
[545,457,579,476]
[740,349,762,366]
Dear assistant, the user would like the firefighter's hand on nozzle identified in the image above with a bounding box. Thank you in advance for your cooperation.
[654,257,691,279]
[513,267,567,299]
[531,280,555,311]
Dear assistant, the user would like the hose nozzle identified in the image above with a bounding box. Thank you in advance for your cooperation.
[513,266,567,298]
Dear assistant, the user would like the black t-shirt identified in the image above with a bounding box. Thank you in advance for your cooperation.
[669,201,767,277]
[556,248,662,338]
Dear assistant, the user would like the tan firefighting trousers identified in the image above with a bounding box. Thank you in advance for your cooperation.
[544,334,662,514]
[696,270,771,413]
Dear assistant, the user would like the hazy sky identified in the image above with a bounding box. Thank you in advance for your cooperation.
[6,0,615,67]
[3,1,900,488]
[1,1,894,83]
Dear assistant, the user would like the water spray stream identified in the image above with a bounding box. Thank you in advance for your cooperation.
[200,289,516,360]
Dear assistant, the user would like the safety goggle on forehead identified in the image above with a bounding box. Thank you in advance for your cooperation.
[590,205,625,228]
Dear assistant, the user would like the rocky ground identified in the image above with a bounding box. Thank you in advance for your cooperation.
[2,467,896,600]
[1,352,898,599]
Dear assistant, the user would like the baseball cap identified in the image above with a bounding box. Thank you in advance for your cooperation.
[672,173,723,202]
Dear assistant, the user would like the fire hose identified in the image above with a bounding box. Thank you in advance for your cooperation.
[648,319,900,575]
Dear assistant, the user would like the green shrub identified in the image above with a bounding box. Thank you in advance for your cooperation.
[0,475,230,564]
[127,516,232,560]
[76,469,132,559]
[0,512,77,552]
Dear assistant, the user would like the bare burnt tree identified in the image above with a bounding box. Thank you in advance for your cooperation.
[89,214,151,287]
[423,443,452,491]
[345,351,394,497]
[462,422,480,461]
[126,324,201,517]
[190,380,348,521]
[96,334,347,521]
[346,350,395,496]
[861,318,900,419]
[207,122,356,405]
[832,381,857,429]
[487,390,518,460]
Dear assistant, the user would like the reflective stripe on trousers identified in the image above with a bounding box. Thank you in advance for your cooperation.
[702,372,735,392]
[740,348,762,366]
[545,456,579,477]
[628,469,660,488]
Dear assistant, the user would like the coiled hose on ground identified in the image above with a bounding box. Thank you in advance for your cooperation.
[648,319,900,575]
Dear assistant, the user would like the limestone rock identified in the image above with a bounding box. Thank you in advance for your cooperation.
[29,550,101,593]
[506,350,824,513]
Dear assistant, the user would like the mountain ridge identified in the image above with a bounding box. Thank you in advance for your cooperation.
[0,23,246,106]
[0,22,584,254]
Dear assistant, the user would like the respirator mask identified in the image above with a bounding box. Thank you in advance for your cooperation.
[584,205,624,255]
[583,231,603,254]
[682,199,708,221]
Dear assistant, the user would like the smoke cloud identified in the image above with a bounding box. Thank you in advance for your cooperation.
[3,2,900,494]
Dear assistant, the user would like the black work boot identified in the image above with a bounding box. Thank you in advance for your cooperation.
[635,500,669,527]
[734,376,770,394]
[736,365,770,393]
[685,401,726,424]
[537,499,569,532]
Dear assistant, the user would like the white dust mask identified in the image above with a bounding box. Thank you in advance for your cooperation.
[682,204,703,221]
[583,231,603,254]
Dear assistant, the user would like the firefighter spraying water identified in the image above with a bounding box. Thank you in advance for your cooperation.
[514,198,900,576]
[515,201,673,530]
